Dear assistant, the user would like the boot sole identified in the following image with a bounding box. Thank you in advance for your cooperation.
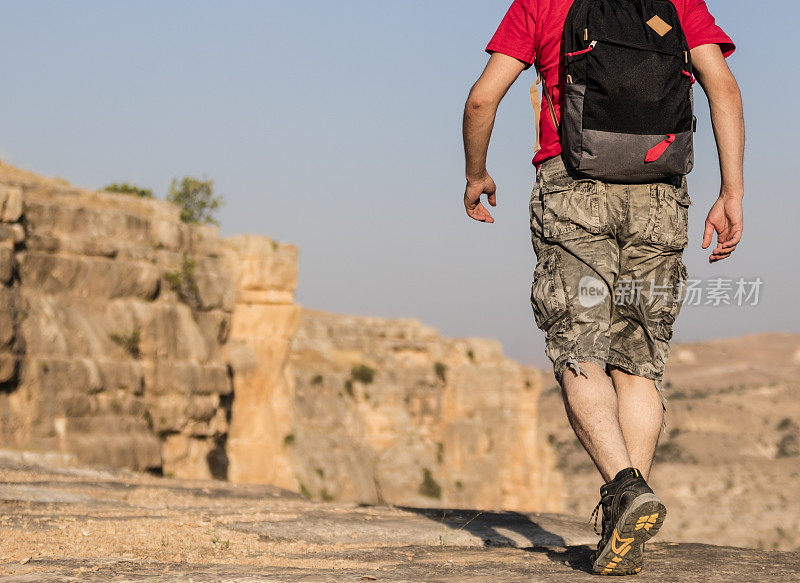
[591,493,667,576]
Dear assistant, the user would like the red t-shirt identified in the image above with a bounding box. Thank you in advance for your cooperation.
[486,0,735,166]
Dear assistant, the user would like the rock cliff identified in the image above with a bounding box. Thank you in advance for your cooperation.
[0,162,299,482]
[0,161,562,513]
[289,310,563,512]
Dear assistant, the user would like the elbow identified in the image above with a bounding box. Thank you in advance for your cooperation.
[700,70,741,102]
[465,86,499,114]
[719,73,741,100]
[710,77,743,113]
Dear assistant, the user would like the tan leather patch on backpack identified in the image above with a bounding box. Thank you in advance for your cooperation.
[646,15,672,36]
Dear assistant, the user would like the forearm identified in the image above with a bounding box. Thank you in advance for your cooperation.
[704,74,745,197]
[463,88,500,181]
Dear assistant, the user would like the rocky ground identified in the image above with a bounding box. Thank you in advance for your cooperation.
[539,333,800,552]
[0,451,798,582]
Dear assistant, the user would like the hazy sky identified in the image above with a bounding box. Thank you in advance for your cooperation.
[1,1,797,366]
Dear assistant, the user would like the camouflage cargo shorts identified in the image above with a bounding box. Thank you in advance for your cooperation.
[529,154,690,390]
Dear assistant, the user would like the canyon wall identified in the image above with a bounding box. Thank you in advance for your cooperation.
[223,235,301,486]
[0,162,299,480]
[0,161,562,512]
[288,310,563,512]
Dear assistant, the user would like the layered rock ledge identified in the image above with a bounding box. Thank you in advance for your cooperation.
[0,453,797,582]
[0,161,562,513]
[0,162,299,483]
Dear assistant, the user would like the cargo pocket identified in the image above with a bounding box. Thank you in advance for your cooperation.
[531,247,571,335]
[646,179,691,249]
[541,179,606,241]
[655,257,688,342]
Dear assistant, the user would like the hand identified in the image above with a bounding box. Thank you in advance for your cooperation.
[702,188,743,263]
[464,173,497,223]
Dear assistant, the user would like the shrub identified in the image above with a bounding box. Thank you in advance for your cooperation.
[776,433,799,458]
[166,176,224,225]
[110,328,142,359]
[466,349,475,362]
[144,410,154,431]
[434,362,447,383]
[351,364,376,384]
[165,255,197,287]
[418,467,441,499]
[102,182,153,198]
[165,255,200,307]
[311,374,324,386]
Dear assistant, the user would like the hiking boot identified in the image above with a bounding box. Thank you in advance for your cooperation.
[589,467,666,575]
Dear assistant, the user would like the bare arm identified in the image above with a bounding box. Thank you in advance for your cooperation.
[691,43,744,262]
[462,53,527,223]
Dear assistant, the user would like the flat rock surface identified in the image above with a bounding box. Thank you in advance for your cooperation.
[1,453,798,582]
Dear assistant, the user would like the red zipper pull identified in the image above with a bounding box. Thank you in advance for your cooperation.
[566,40,597,57]
[645,134,676,163]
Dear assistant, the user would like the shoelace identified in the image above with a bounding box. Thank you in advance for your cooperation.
[590,500,603,535]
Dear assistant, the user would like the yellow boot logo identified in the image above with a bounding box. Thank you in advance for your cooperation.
[611,529,634,556]
[635,513,660,531]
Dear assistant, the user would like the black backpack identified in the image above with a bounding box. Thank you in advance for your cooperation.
[547,0,695,182]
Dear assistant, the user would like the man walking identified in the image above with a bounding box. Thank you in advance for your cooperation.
[462,0,743,575]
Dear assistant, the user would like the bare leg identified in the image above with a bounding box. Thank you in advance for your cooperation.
[608,367,664,480]
[559,362,632,482]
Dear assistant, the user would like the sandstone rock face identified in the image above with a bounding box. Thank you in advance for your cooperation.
[0,161,562,514]
[0,162,299,481]
[222,235,301,487]
[289,310,564,512]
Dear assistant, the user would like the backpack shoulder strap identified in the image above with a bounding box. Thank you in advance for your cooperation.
[530,74,542,152]
[541,75,559,132]
[531,66,559,148]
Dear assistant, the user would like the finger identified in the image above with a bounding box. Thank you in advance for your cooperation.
[466,205,485,221]
[475,202,494,223]
[714,240,737,252]
[467,203,493,223]
[709,250,732,262]
[487,192,497,207]
[702,220,715,249]
[721,228,743,248]
[464,197,483,219]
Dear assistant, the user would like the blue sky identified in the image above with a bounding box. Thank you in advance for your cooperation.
[1,1,796,365]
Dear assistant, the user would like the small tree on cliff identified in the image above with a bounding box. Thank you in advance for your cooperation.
[166,176,225,225]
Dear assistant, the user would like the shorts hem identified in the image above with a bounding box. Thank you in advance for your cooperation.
[553,354,608,384]
[605,352,662,382]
